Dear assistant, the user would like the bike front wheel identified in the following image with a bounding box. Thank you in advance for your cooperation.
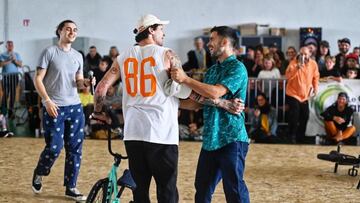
[86,178,109,203]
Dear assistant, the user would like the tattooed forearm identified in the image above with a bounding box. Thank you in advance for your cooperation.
[93,80,111,112]
[110,65,120,75]
[94,95,106,113]
[189,91,243,114]
[189,92,218,107]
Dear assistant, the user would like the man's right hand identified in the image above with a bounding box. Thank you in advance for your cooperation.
[333,116,345,124]
[44,99,59,118]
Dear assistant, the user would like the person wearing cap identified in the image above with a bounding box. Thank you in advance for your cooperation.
[320,92,356,143]
[268,42,278,55]
[345,53,359,68]
[285,46,320,144]
[171,26,250,203]
[315,40,331,73]
[335,38,351,71]
[92,15,243,203]
[92,14,182,203]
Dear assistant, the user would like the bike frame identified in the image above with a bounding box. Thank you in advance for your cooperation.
[87,114,132,203]
[106,164,120,203]
[104,123,127,203]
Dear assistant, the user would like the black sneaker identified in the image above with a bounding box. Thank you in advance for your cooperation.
[65,187,87,201]
[31,171,42,194]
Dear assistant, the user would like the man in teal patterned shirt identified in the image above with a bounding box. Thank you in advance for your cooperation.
[171,26,249,203]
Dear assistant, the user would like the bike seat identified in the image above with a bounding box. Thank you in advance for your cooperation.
[317,151,360,165]
[118,169,137,191]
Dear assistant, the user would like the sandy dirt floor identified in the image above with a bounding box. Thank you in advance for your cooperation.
[0,137,359,203]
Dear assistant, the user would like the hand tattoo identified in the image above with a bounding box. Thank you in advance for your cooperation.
[110,66,120,75]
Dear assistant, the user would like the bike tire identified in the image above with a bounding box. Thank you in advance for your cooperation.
[86,178,109,203]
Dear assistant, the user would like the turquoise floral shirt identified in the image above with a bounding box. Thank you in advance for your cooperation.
[202,55,249,151]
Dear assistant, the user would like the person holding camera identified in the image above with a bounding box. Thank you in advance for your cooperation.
[285,46,319,143]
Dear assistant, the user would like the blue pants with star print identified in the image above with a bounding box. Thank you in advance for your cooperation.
[34,104,85,188]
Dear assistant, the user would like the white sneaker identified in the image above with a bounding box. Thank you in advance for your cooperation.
[65,187,87,201]
[31,171,43,194]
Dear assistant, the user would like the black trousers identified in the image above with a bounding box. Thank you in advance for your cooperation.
[124,141,179,203]
[287,96,309,142]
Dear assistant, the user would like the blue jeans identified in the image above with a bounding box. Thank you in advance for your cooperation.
[35,104,85,188]
[195,141,249,203]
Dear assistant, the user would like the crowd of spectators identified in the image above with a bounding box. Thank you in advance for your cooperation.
[1,35,360,144]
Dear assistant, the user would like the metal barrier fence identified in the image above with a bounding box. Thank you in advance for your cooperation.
[0,65,38,125]
[247,77,287,125]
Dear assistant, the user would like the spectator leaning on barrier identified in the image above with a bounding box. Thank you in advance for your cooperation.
[320,92,356,143]
[285,46,319,143]
[257,54,281,96]
[344,53,359,78]
[0,40,23,117]
[319,56,342,82]
[345,67,358,79]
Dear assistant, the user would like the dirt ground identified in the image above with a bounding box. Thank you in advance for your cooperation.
[0,137,359,203]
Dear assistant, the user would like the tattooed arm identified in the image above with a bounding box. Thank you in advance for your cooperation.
[188,91,244,114]
[33,67,59,118]
[93,60,121,113]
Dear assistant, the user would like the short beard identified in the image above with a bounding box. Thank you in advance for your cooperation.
[340,48,348,54]
[211,46,225,60]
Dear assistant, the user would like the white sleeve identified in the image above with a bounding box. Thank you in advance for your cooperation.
[164,79,192,99]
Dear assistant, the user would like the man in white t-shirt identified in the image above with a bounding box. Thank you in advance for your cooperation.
[93,14,184,203]
[93,14,243,203]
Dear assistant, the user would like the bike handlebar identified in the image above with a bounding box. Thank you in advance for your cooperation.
[90,113,128,160]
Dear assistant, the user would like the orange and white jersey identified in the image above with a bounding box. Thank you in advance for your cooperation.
[117,44,180,145]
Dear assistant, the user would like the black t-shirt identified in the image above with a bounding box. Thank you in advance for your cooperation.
[320,104,354,131]
[320,68,341,78]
